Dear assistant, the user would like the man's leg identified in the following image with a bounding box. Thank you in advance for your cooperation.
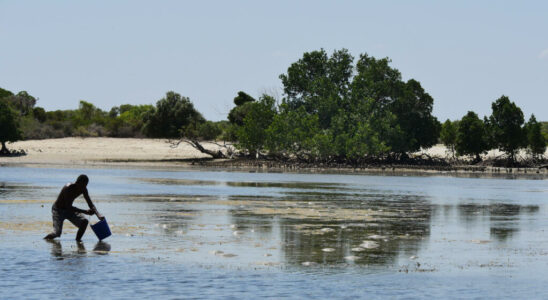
[68,212,89,241]
[44,207,63,239]
[75,219,89,241]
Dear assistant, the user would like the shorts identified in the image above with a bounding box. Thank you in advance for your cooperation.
[51,206,87,236]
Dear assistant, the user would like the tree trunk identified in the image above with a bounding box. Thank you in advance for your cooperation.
[185,139,226,159]
[0,141,8,155]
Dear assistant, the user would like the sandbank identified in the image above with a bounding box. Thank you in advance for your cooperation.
[0,137,224,167]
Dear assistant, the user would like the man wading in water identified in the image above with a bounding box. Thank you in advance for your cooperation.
[44,174,104,241]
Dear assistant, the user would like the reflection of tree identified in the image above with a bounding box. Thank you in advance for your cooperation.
[490,227,517,241]
[226,181,349,190]
[457,203,539,242]
[457,203,489,225]
[489,204,521,217]
[489,204,521,241]
[228,212,275,236]
[228,194,433,266]
[150,206,197,235]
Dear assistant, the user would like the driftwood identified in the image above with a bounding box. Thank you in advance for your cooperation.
[168,139,229,159]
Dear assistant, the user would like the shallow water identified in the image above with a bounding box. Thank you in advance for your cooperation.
[1,165,548,299]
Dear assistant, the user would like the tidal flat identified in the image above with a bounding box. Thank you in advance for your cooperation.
[1,165,548,299]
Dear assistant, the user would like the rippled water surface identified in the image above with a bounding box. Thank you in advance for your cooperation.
[1,166,548,299]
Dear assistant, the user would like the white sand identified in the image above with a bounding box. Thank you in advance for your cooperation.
[413,144,547,160]
[0,137,226,166]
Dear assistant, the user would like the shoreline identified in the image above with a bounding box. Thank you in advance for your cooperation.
[196,158,548,179]
[1,137,547,178]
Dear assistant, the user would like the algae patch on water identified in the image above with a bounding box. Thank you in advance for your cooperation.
[0,199,49,204]
[0,220,53,233]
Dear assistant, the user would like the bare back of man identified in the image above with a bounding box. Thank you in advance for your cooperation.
[44,174,104,241]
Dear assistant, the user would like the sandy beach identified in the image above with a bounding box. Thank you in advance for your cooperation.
[0,137,226,166]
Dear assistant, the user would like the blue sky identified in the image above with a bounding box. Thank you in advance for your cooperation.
[1,1,547,121]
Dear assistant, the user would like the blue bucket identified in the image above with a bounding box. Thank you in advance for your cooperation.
[91,218,112,240]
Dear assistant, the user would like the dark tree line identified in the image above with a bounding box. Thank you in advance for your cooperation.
[1,48,547,163]
[0,87,220,154]
[440,96,546,164]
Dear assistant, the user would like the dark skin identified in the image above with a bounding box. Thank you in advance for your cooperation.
[44,181,104,241]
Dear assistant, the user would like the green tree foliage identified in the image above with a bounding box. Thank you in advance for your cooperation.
[351,54,440,153]
[390,79,441,152]
[235,95,276,156]
[104,104,154,137]
[0,100,22,154]
[228,91,256,126]
[344,118,390,160]
[0,87,14,100]
[79,101,96,121]
[266,105,321,160]
[327,101,394,161]
[351,54,402,108]
[456,111,489,162]
[33,107,47,123]
[440,119,458,157]
[143,91,204,138]
[525,114,546,159]
[69,101,109,136]
[197,121,222,140]
[1,90,65,139]
[0,88,215,141]
[541,122,548,143]
[216,120,236,141]
[488,95,525,162]
[272,49,439,160]
[280,49,353,129]
[109,106,120,118]
[182,120,223,141]
[5,91,37,116]
[233,91,255,106]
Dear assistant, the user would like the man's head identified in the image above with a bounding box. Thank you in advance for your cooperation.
[75,174,89,187]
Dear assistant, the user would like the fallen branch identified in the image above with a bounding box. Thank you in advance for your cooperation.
[168,139,227,159]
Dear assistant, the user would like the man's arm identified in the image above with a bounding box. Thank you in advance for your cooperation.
[71,206,91,214]
[83,188,105,220]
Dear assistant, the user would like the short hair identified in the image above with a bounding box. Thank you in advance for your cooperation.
[76,174,89,185]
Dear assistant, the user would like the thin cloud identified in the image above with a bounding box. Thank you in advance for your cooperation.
[539,48,548,59]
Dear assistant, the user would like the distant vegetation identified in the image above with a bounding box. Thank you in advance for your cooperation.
[0,48,546,165]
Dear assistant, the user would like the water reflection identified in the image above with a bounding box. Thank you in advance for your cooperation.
[134,177,350,190]
[125,184,544,268]
[3,166,547,273]
[0,182,55,200]
[457,203,539,241]
[46,240,111,259]
[226,193,433,266]
[93,241,111,254]
[47,239,63,259]
[4,166,548,298]
[46,240,87,259]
